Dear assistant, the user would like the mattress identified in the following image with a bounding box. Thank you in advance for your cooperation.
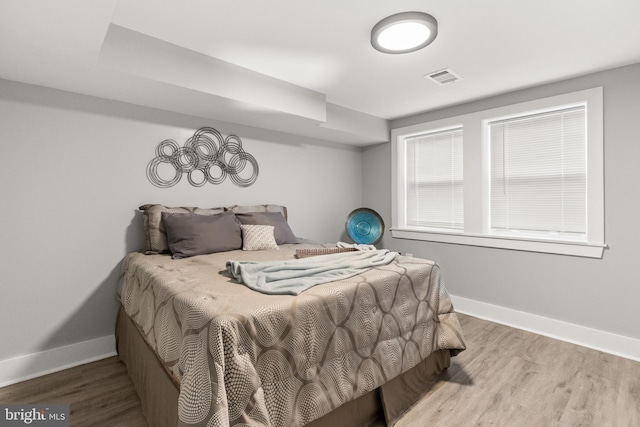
[119,243,466,426]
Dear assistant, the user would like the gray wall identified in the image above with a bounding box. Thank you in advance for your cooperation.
[363,62,640,340]
[0,79,363,362]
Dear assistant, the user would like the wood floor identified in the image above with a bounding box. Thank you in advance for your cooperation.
[1,314,639,426]
[396,314,640,427]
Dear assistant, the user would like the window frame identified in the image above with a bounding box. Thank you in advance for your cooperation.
[391,87,605,258]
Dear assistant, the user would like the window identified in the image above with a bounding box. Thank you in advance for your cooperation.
[405,127,463,230]
[391,88,605,258]
[489,106,586,240]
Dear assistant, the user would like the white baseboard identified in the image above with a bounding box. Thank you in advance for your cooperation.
[0,335,116,388]
[450,295,640,363]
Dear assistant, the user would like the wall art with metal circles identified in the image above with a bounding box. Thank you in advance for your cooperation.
[147,127,259,188]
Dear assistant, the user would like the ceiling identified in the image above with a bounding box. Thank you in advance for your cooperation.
[1,0,640,146]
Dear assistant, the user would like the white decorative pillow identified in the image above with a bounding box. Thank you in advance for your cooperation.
[241,225,279,251]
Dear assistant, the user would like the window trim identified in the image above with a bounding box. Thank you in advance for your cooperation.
[391,87,605,258]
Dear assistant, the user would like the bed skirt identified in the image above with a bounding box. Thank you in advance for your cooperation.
[116,306,451,427]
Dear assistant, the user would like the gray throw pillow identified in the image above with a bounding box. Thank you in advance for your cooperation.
[235,212,299,244]
[161,211,242,259]
[139,204,225,254]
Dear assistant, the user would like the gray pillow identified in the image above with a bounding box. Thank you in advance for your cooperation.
[139,204,225,254]
[228,204,288,220]
[235,212,298,244]
[161,211,242,259]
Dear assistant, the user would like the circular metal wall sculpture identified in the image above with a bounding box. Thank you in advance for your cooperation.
[345,208,385,245]
[147,127,259,188]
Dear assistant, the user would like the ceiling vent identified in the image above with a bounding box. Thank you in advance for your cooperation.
[425,68,462,85]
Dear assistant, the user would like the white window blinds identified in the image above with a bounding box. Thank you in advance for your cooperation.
[406,127,463,229]
[489,106,586,240]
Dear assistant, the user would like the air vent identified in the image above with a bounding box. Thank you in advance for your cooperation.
[425,68,462,85]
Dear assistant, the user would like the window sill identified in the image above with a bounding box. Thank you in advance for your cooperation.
[390,228,606,258]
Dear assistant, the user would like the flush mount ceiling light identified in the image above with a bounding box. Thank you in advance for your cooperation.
[371,12,438,54]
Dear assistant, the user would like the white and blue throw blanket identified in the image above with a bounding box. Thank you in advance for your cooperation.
[226,249,398,295]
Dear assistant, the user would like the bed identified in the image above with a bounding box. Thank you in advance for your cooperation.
[116,204,466,427]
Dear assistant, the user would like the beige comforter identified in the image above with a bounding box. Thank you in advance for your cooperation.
[120,244,466,427]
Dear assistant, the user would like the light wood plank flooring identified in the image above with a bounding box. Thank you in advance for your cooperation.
[1,314,638,426]
[0,356,147,426]
[397,314,640,427]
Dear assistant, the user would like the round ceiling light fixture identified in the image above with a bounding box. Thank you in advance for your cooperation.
[371,11,438,54]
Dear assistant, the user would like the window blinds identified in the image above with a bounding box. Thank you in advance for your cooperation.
[489,106,586,239]
[406,127,463,229]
